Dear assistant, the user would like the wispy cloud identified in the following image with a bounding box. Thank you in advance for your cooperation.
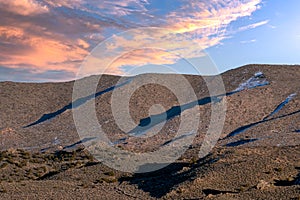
[0,66,74,82]
[238,20,269,31]
[268,24,276,29]
[168,0,263,34]
[0,0,264,81]
[240,39,257,44]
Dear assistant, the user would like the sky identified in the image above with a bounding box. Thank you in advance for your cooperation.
[0,0,299,82]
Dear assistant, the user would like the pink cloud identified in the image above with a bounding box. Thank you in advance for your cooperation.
[0,0,49,16]
[0,26,88,73]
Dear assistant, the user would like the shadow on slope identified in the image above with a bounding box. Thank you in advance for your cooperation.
[25,79,132,128]
[129,71,269,135]
[119,153,218,198]
[223,93,298,140]
[274,167,300,186]
[222,108,300,147]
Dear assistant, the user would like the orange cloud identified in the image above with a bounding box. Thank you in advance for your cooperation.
[0,26,88,73]
[77,39,90,49]
[0,0,49,15]
[0,26,24,39]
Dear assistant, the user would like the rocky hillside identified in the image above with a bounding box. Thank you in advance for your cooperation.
[0,64,299,199]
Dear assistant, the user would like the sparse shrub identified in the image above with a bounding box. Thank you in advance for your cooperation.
[101,177,117,183]
[6,157,14,164]
[94,177,117,184]
[0,152,5,161]
[176,188,185,193]
[239,186,248,192]
[104,171,115,176]
[46,154,55,161]
[274,167,283,172]
[0,187,7,193]
[30,158,41,163]
[189,157,198,165]
[15,161,27,168]
[0,163,8,168]
[20,152,31,159]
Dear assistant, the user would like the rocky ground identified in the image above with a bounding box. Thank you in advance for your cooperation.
[0,64,300,199]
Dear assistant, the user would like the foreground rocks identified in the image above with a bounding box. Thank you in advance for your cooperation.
[0,145,299,199]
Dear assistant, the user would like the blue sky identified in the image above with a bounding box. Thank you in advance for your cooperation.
[207,0,300,72]
[0,0,299,81]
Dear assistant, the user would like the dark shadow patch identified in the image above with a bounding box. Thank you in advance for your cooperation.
[274,168,300,186]
[118,153,219,198]
[129,97,211,134]
[129,90,250,135]
[161,131,195,147]
[224,108,300,140]
[226,138,259,147]
[63,137,97,150]
[37,170,61,180]
[24,79,132,127]
[84,161,100,167]
[274,179,295,187]
[202,189,237,196]
[224,122,263,139]
[223,93,297,140]
[263,93,296,121]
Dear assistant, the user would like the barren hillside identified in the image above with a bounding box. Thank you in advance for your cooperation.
[0,64,299,199]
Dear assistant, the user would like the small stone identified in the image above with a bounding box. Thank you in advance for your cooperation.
[256,180,271,190]
[57,145,63,150]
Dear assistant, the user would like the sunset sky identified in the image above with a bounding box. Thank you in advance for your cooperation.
[0,0,299,82]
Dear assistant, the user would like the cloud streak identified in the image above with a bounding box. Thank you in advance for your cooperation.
[238,20,269,31]
[0,66,74,82]
[240,39,257,44]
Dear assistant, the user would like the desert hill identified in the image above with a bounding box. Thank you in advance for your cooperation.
[0,64,299,199]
